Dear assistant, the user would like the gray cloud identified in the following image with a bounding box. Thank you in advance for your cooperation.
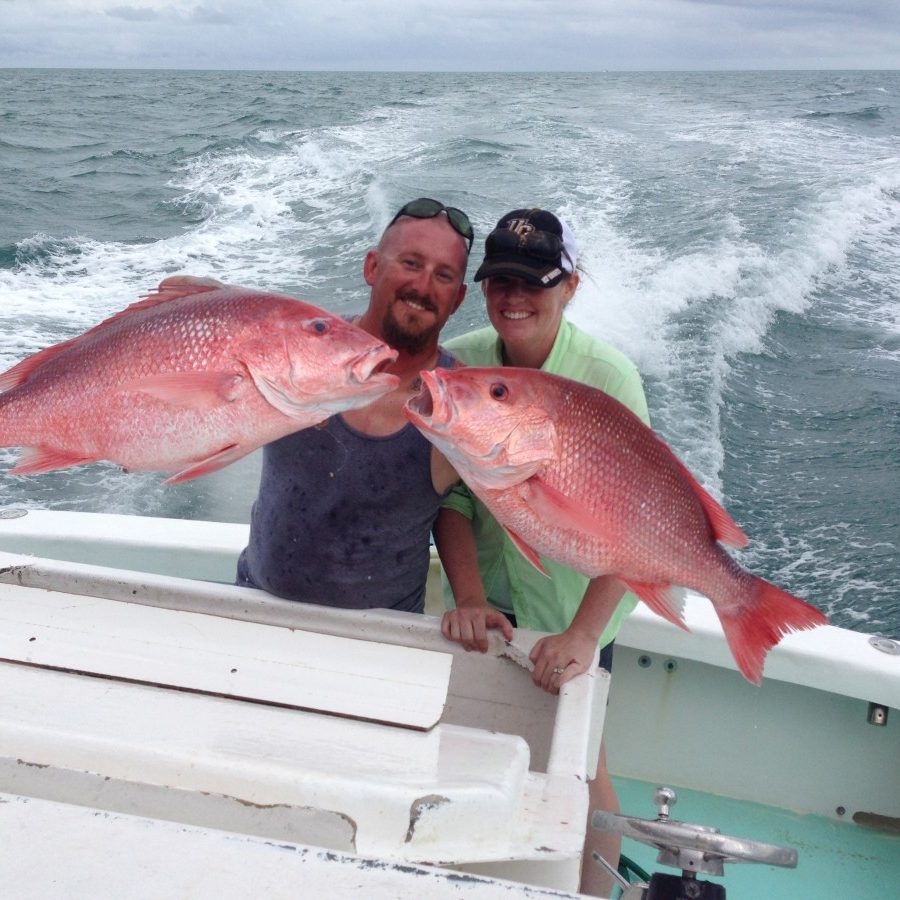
[106,4,229,24]
[189,5,230,23]
[107,5,160,20]
[1,0,897,70]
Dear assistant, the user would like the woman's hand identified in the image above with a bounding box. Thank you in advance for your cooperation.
[528,574,625,693]
[529,627,598,694]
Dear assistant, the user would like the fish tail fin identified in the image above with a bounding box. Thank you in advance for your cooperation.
[719,579,828,685]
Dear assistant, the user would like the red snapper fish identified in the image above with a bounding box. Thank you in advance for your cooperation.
[405,366,828,684]
[0,276,399,483]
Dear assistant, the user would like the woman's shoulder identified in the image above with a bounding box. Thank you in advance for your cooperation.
[556,320,640,379]
[552,320,649,421]
[443,326,501,365]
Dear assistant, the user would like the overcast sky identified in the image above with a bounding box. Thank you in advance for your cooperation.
[1,0,898,71]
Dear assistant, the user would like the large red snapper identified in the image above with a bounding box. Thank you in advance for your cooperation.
[0,276,399,483]
[405,366,827,684]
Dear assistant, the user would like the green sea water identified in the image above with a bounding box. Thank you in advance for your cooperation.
[0,69,897,636]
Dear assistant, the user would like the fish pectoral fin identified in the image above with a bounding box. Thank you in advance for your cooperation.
[165,444,249,484]
[621,579,689,631]
[121,372,245,409]
[11,446,98,476]
[519,477,608,537]
[501,525,549,577]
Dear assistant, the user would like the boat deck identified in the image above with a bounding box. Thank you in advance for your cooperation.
[1,510,898,898]
[0,791,586,900]
[0,553,602,893]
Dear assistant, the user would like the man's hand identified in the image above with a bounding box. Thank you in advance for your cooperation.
[441,605,514,652]
[529,627,598,694]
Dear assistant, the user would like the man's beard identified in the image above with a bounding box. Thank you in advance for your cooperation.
[381,294,440,355]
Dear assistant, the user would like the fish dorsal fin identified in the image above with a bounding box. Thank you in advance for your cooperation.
[142,275,227,302]
[669,455,749,548]
[0,354,43,392]
[0,332,103,392]
[0,276,228,393]
[114,276,227,319]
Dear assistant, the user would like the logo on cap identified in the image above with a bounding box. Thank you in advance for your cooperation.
[504,218,535,239]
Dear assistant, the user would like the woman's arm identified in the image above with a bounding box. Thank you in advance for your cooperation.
[433,506,513,651]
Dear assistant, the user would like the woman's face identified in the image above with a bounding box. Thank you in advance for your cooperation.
[483,273,579,363]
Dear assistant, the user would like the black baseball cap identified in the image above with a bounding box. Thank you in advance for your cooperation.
[473,208,578,287]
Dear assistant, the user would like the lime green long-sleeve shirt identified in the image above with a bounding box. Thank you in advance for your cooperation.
[441,318,650,647]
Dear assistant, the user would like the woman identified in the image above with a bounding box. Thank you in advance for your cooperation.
[433,207,650,897]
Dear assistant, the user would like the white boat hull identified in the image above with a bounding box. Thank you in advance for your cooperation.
[1,509,898,898]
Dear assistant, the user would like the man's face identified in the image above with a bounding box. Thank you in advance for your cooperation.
[363,216,468,355]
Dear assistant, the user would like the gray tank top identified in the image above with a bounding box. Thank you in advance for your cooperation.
[236,349,454,613]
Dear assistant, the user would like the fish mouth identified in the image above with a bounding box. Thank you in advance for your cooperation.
[350,344,400,390]
[405,369,451,430]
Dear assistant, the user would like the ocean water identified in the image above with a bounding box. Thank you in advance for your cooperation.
[0,69,897,637]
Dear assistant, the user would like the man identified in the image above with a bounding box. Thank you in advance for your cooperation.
[236,198,471,612]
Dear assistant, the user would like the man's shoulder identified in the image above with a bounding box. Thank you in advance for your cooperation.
[436,341,470,369]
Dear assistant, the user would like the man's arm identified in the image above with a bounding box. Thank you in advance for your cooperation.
[528,574,626,693]
[433,506,513,651]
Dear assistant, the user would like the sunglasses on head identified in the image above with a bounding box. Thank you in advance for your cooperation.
[485,226,571,268]
[388,198,474,253]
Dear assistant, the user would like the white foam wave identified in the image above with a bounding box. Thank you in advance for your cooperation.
[0,104,444,374]
[567,118,900,498]
[3,75,897,543]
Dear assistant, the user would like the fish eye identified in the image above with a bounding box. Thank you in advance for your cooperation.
[309,319,329,334]
[489,383,509,401]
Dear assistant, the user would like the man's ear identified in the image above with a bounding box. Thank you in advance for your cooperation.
[363,248,379,286]
[451,282,468,315]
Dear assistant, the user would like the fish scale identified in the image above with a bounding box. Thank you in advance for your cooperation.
[0,276,399,483]
[406,366,828,684]
[485,381,711,583]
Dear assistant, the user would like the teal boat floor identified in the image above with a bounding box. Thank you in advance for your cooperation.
[610,777,900,899]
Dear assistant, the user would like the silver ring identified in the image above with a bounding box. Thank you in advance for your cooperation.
[552,666,566,675]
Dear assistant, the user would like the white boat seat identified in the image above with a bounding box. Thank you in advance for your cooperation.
[0,582,451,729]
[0,585,531,861]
